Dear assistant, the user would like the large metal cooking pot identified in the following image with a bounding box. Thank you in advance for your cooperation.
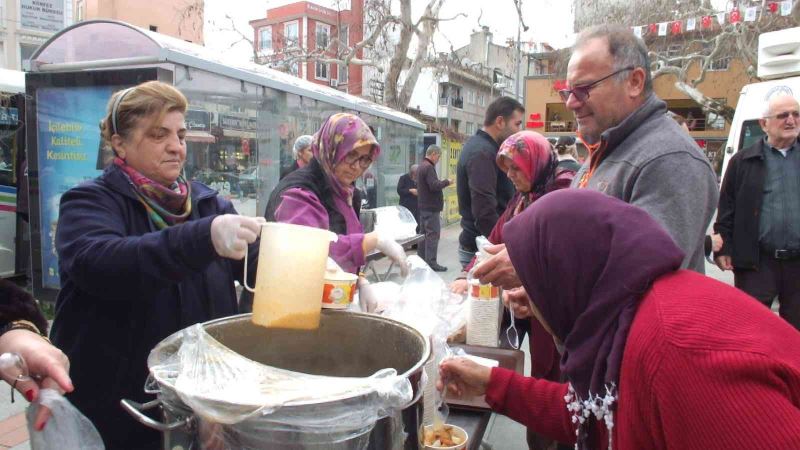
[122,310,431,449]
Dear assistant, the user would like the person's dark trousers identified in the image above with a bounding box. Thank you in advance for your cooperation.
[734,249,800,330]
[418,210,441,265]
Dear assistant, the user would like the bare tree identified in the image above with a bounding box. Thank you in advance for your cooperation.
[574,0,800,123]
[189,0,461,110]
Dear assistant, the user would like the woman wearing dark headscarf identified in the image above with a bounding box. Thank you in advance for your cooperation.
[449,131,574,449]
[440,190,800,449]
[265,113,407,276]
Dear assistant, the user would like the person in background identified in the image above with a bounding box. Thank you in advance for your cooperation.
[450,131,575,450]
[564,25,717,273]
[265,113,407,276]
[443,190,800,450]
[396,164,419,227]
[457,96,524,268]
[281,134,313,179]
[554,136,581,172]
[715,94,800,330]
[0,280,72,433]
[51,81,265,449]
[417,145,451,272]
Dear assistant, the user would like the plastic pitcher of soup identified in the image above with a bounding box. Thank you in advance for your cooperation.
[244,222,337,329]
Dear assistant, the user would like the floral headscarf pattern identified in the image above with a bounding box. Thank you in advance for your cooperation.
[495,131,558,207]
[311,113,380,204]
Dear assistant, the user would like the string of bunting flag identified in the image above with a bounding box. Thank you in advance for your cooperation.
[631,0,795,38]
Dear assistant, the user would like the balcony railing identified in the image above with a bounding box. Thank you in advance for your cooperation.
[438,97,464,109]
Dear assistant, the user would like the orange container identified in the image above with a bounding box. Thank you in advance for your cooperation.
[322,272,358,309]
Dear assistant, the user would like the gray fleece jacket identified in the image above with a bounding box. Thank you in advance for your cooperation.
[571,94,718,273]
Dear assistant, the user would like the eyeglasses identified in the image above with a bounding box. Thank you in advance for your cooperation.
[558,66,636,103]
[765,110,800,121]
[342,151,373,169]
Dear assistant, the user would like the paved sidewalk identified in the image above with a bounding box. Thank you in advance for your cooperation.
[0,387,30,450]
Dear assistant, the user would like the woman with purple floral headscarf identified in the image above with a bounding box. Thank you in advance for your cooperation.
[439,190,800,450]
[265,113,407,276]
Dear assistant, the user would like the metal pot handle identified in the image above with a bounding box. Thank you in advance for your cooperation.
[120,398,192,432]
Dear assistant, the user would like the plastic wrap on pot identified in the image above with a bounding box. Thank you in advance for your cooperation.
[149,324,412,438]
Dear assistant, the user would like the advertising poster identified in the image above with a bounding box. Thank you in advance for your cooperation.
[36,85,120,288]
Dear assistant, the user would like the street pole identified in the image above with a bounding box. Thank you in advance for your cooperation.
[513,0,528,101]
[515,1,521,100]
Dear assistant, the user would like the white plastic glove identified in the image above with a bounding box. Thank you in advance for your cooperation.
[210,215,266,260]
[375,231,409,277]
[357,277,379,313]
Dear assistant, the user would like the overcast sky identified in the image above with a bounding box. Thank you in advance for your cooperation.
[204,0,730,62]
[204,0,575,61]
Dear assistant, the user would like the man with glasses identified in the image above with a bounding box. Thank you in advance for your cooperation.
[417,145,451,271]
[563,25,717,273]
[715,94,800,329]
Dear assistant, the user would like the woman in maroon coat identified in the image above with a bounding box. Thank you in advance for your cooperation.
[441,190,800,450]
[450,130,574,449]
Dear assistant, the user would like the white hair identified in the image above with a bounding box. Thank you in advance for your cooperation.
[292,135,313,159]
[763,91,798,118]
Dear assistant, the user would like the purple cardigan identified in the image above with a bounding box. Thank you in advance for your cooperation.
[275,187,366,274]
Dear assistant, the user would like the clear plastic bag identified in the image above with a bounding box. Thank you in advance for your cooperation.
[26,389,104,450]
[371,206,418,240]
[150,323,412,430]
[381,256,457,427]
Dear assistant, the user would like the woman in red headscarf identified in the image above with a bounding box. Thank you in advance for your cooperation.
[449,130,574,450]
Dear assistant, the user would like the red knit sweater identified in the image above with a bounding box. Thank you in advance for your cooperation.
[485,270,800,449]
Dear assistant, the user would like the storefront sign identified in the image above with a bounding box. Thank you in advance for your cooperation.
[20,0,65,33]
[219,114,258,131]
[36,85,119,288]
[186,109,211,131]
[0,107,19,126]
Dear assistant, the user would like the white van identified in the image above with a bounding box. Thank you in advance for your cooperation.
[721,27,800,176]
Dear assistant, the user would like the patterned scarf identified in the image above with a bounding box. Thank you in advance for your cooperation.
[495,131,558,213]
[311,113,380,206]
[113,157,192,229]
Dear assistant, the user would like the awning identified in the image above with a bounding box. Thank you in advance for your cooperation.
[186,130,216,143]
[222,129,257,139]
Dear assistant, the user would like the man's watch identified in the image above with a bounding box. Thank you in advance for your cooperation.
[0,320,50,343]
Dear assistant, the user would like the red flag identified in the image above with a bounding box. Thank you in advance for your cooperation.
[648,23,658,34]
[730,8,741,23]
[671,21,682,34]
[768,2,778,13]
[701,15,712,28]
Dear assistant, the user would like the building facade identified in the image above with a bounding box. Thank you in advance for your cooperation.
[453,27,547,102]
[524,56,750,178]
[74,0,204,44]
[249,0,365,96]
[1,0,73,70]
